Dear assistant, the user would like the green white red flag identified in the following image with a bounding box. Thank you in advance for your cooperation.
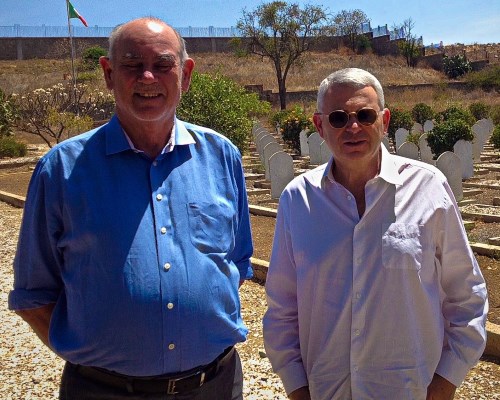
[67,1,88,27]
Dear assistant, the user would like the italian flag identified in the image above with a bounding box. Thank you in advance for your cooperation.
[67,1,88,27]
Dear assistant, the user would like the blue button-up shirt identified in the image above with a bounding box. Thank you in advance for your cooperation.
[9,115,253,376]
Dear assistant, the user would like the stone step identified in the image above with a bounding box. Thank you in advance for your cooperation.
[247,188,270,196]
[245,173,265,181]
[253,180,271,189]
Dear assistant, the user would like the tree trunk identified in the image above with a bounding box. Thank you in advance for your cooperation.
[278,78,287,110]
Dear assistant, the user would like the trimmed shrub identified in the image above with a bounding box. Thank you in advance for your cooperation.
[436,105,475,126]
[387,108,412,141]
[464,64,500,91]
[82,45,107,70]
[0,89,18,137]
[443,54,472,79]
[491,125,500,150]
[489,104,500,126]
[411,103,434,125]
[177,71,270,154]
[468,102,490,121]
[0,136,27,157]
[278,106,314,152]
[426,118,474,158]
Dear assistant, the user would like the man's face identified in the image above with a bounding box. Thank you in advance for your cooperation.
[100,20,194,126]
[313,84,390,171]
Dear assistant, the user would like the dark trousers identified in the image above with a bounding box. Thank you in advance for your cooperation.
[59,350,243,400]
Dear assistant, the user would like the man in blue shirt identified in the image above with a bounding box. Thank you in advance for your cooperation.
[8,17,253,400]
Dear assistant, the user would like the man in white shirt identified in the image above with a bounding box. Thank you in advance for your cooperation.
[262,68,488,400]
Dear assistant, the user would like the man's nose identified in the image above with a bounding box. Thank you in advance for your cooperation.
[345,116,362,132]
[139,69,156,82]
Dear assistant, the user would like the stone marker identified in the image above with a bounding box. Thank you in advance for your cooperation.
[397,142,419,160]
[423,120,434,133]
[257,134,276,162]
[269,151,294,199]
[418,133,435,165]
[472,119,494,162]
[308,132,323,165]
[299,129,310,156]
[263,142,283,180]
[320,141,332,164]
[381,136,390,151]
[453,139,474,179]
[411,122,424,135]
[395,128,409,151]
[436,152,463,201]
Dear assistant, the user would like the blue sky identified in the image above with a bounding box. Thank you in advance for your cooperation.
[0,0,498,45]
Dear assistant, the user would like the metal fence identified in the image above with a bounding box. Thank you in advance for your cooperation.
[0,23,397,39]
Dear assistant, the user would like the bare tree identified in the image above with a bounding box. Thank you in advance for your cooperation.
[332,9,370,52]
[392,18,423,67]
[234,1,328,110]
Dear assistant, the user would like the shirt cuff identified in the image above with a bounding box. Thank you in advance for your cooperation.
[8,288,59,310]
[276,361,309,396]
[435,348,480,387]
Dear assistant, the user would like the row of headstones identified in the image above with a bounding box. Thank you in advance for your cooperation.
[252,123,296,199]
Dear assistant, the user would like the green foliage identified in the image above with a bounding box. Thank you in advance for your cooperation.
[355,34,371,54]
[0,89,18,137]
[406,132,421,147]
[491,125,500,150]
[387,108,413,141]
[332,9,370,52]
[12,82,115,147]
[177,71,270,154]
[277,106,314,152]
[0,136,27,157]
[411,102,434,125]
[443,54,472,79]
[489,104,500,126]
[464,65,500,91]
[468,102,490,121]
[392,18,422,67]
[436,105,475,126]
[426,118,474,158]
[81,45,107,70]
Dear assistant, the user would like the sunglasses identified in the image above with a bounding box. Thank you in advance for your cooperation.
[319,107,382,129]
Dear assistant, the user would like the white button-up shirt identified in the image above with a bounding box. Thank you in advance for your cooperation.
[263,146,488,400]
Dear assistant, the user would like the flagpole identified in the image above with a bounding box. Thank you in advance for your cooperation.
[65,0,79,116]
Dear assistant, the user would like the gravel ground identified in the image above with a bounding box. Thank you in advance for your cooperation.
[1,201,500,399]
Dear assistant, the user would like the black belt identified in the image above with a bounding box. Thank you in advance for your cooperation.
[72,346,234,395]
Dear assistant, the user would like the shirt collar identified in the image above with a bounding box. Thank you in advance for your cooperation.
[320,144,404,190]
[105,116,195,156]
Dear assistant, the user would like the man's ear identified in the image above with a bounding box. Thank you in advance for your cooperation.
[181,58,195,92]
[99,56,113,90]
[382,108,391,134]
[313,113,325,139]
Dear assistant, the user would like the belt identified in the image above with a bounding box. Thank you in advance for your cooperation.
[72,346,234,395]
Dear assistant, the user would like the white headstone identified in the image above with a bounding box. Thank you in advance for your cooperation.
[436,152,463,201]
[299,129,310,156]
[395,128,409,151]
[320,141,332,164]
[472,119,493,161]
[263,142,283,180]
[453,140,474,179]
[252,122,263,136]
[381,136,390,151]
[269,151,294,199]
[423,120,434,133]
[411,122,424,135]
[257,134,276,162]
[308,132,323,165]
[418,133,435,165]
[397,142,419,160]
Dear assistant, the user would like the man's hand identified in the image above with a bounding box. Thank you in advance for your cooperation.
[288,386,311,400]
[15,303,56,348]
[426,373,457,400]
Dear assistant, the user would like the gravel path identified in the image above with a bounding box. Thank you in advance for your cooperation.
[1,202,499,399]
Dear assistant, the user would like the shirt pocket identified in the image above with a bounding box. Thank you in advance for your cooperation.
[382,223,423,270]
[187,201,235,253]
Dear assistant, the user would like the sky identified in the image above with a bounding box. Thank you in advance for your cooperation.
[0,0,498,46]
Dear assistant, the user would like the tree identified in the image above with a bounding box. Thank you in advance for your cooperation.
[332,9,370,52]
[392,18,422,67]
[234,1,328,110]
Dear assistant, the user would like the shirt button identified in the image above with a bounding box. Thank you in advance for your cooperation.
[156,194,163,201]
[164,262,171,271]
[167,302,174,310]
[347,195,352,201]
[153,161,158,167]
[353,366,359,372]
[354,329,361,336]
[160,227,167,234]
[356,292,361,299]
[168,343,175,350]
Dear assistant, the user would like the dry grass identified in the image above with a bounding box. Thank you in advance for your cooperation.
[1,50,498,112]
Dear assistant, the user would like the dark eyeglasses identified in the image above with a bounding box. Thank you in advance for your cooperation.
[319,107,381,129]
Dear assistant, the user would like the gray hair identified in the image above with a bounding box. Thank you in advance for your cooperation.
[107,17,188,65]
[317,68,385,111]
